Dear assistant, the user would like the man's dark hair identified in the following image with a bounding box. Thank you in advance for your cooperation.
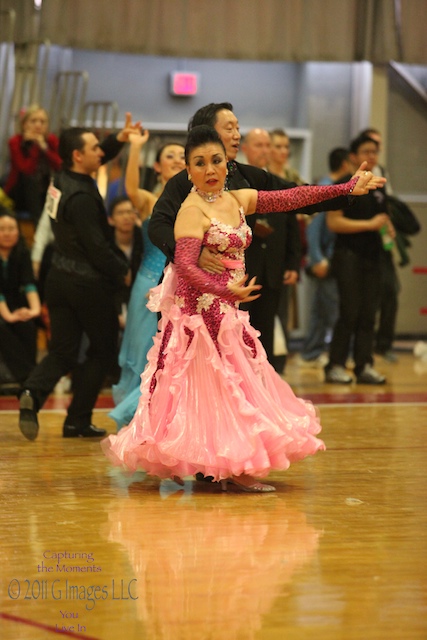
[108,196,133,218]
[359,127,380,139]
[270,128,288,138]
[59,127,91,169]
[349,133,379,155]
[188,102,233,131]
[185,125,226,164]
[329,147,349,172]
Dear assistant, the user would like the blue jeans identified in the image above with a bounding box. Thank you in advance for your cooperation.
[301,275,338,361]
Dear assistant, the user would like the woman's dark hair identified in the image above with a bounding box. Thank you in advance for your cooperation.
[188,102,233,131]
[58,127,91,168]
[184,125,226,164]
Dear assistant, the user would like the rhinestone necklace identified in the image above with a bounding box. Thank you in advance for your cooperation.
[191,185,225,203]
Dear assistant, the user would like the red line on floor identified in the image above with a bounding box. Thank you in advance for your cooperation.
[1,392,427,413]
[300,392,427,404]
[0,611,101,639]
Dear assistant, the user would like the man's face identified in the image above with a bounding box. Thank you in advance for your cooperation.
[351,141,379,172]
[242,129,271,169]
[270,134,290,166]
[213,109,241,160]
[109,200,137,233]
[74,132,104,174]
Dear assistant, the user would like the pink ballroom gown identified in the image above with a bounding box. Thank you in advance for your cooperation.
[102,208,325,480]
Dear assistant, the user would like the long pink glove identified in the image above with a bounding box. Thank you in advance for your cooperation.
[174,237,238,301]
[256,176,358,213]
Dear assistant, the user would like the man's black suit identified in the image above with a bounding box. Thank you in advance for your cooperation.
[148,161,353,367]
[242,206,300,369]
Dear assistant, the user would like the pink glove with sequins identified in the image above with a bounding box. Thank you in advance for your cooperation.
[174,237,238,302]
[256,177,358,213]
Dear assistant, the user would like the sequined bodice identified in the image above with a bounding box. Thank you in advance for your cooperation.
[174,208,252,324]
[203,208,252,260]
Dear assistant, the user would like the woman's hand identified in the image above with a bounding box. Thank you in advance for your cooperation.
[7,307,34,322]
[128,128,150,147]
[227,275,262,303]
[351,162,387,195]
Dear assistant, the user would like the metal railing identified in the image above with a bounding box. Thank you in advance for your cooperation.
[49,70,89,132]
[82,101,119,137]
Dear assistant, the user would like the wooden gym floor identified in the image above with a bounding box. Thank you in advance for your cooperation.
[0,351,426,639]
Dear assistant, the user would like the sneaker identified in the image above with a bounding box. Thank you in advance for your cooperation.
[325,365,353,384]
[376,350,398,363]
[383,350,398,363]
[356,365,386,385]
[296,353,329,369]
[414,341,427,360]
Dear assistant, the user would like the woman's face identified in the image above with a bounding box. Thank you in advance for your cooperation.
[23,109,49,136]
[154,144,185,183]
[0,215,19,252]
[187,142,227,192]
[270,134,290,165]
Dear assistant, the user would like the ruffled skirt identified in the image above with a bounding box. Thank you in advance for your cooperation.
[102,265,325,480]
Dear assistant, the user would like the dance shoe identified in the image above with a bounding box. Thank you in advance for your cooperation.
[19,390,39,441]
[63,424,107,438]
[220,476,276,493]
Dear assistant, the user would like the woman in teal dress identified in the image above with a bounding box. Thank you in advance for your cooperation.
[110,131,185,429]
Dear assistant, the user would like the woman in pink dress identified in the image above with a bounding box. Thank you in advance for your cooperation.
[102,125,385,492]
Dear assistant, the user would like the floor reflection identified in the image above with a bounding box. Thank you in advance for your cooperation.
[102,480,321,640]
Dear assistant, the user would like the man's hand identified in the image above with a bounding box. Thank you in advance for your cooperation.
[283,270,298,285]
[311,260,329,279]
[254,219,274,239]
[116,112,142,143]
[368,213,394,233]
[197,247,226,274]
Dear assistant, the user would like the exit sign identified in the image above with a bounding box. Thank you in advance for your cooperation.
[170,72,199,96]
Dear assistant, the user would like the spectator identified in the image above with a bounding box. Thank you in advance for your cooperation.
[4,105,61,226]
[241,127,300,372]
[268,128,305,185]
[324,134,392,385]
[298,148,351,366]
[0,207,41,387]
[107,196,143,331]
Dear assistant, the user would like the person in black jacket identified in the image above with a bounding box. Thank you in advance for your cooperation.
[18,115,140,441]
[148,103,355,271]
[240,127,300,371]
[0,207,41,387]
[324,134,393,385]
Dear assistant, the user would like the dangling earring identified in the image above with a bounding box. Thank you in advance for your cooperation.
[188,173,192,181]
